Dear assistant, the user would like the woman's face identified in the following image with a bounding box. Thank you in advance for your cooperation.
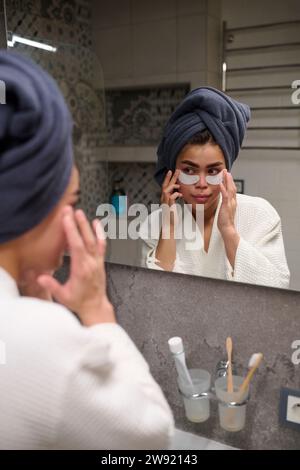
[19,165,80,274]
[176,143,226,212]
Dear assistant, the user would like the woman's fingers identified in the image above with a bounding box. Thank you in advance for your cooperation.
[161,170,182,225]
[164,183,180,195]
[221,171,236,203]
[93,218,107,258]
[75,209,97,254]
[63,210,85,255]
[64,207,104,259]
[169,191,182,202]
[223,169,235,193]
[162,170,172,189]
[219,181,228,202]
[222,169,228,190]
[37,274,66,304]
[162,168,180,188]
[164,169,181,195]
[162,169,180,189]
[226,171,237,197]
[170,168,180,185]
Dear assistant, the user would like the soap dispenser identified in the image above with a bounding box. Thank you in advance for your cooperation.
[110,178,127,216]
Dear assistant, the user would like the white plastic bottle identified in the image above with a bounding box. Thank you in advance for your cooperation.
[168,337,194,392]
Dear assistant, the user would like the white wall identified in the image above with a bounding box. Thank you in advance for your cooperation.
[92,0,222,89]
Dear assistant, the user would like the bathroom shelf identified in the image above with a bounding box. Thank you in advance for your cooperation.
[226,19,300,33]
[242,146,300,150]
[227,64,300,73]
[250,107,299,111]
[226,85,290,92]
[226,42,300,53]
[247,127,300,130]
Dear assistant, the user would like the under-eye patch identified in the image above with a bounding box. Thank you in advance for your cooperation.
[178,171,199,185]
[178,170,223,186]
[206,172,223,185]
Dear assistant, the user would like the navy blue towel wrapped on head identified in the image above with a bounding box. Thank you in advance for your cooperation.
[0,51,73,243]
[154,86,250,186]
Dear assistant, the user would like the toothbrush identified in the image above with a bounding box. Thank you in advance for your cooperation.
[168,337,194,392]
[239,353,263,395]
[226,337,234,393]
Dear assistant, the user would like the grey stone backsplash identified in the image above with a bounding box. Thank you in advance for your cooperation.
[104,262,300,450]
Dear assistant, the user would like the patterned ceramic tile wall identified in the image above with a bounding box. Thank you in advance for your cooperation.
[105,84,190,146]
[6,0,91,47]
[108,162,160,209]
[79,159,108,220]
[5,0,108,219]
[106,83,190,207]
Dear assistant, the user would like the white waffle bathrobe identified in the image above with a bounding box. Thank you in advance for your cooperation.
[140,193,290,289]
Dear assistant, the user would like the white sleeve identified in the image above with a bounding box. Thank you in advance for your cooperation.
[142,238,165,271]
[56,323,174,450]
[139,210,165,271]
[225,206,290,288]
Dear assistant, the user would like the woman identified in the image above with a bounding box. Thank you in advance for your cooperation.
[0,51,174,449]
[140,87,290,289]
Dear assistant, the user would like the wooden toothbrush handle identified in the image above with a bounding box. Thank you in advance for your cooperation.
[239,367,255,394]
[239,355,263,394]
[226,337,233,393]
[227,361,233,393]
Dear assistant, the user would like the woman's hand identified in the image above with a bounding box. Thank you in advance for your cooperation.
[153,169,182,271]
[217,169,238,236]
[160,169,183,228]
[37,206,116,326]
[217,169,240,270]
[19,269,54,301]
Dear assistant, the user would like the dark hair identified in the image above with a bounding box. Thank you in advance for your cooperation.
[187,129,217,146]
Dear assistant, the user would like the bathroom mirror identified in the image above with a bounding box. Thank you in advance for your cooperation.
[96,0,300,292]
[4,0,300,291]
